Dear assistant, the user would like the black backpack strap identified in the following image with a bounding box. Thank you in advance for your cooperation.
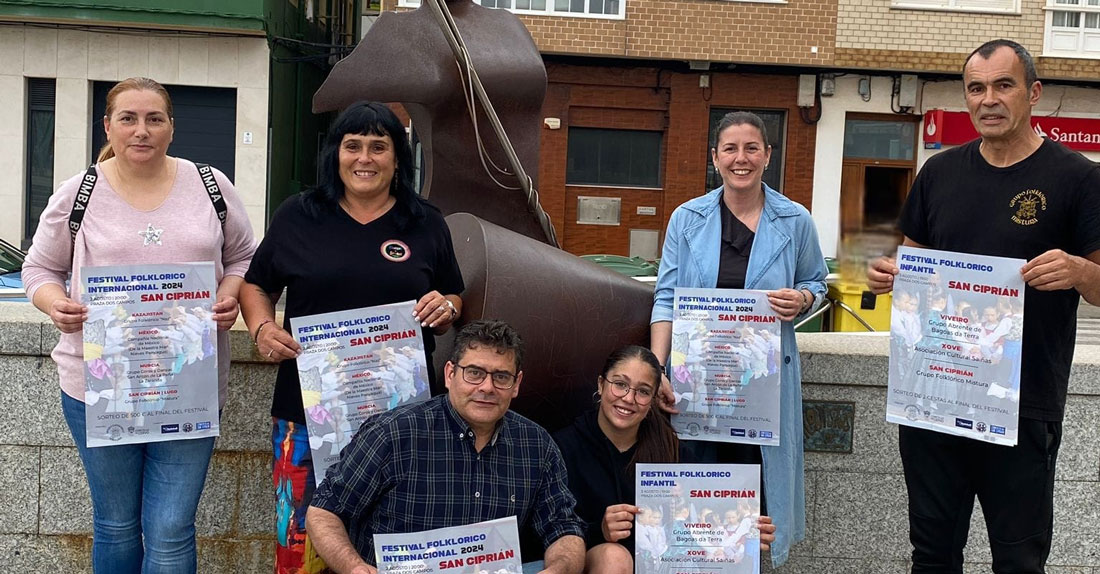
[69,164,98,245]
[196,163,227,227]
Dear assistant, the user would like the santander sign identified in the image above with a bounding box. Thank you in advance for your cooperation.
[923,109,1100,151]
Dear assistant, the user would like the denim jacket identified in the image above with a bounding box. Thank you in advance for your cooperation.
[651,184,828,567]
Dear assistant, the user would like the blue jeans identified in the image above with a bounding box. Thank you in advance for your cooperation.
[62,392,216,574]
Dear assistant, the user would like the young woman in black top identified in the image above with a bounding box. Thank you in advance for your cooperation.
[553,346,775,574]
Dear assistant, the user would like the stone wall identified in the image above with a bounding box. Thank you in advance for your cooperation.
[1,304,1098,572]
[0,304,277,573]
[780,332,1100,573]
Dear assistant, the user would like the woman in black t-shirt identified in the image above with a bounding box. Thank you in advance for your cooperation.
[553,346,775,574]
[239,101,465,574]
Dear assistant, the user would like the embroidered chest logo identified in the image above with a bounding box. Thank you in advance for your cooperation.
[1009,190,1047,226]
[381,239,410,262]
[139,223,164,246]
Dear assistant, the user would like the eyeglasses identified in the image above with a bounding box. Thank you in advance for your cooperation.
[454,364,518,390]
[601,376,655,405]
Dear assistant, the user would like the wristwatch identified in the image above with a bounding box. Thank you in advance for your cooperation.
[443,298,458,320]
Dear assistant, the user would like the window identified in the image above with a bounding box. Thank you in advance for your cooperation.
[566,128,662,188]
[890,0,1018,13]
[25,78,55,247]
[398,0,624,19]
[706,108,786,193]
[843,119,916,161]
[1044,0,1100,58]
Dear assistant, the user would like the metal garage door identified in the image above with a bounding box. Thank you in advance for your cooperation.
[91,83,237,182]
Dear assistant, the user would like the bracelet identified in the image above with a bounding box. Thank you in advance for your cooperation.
[253,319,274,344]
[443,299,458,320]
[799,290,811,313]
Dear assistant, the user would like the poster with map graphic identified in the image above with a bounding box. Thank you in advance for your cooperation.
[290,301,428,482]
[887,246,1025,445]
[670,288,781,446]
[81,262,218,447]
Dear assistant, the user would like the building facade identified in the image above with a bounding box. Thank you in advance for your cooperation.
[1,0,358,248]
[395,0,1100,263]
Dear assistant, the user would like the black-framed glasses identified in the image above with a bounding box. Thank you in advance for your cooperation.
[454,364,518,390]
[600,376,655,405]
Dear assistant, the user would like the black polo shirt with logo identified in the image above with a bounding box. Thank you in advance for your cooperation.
[245,194,465,424]
[898,138,1100,421]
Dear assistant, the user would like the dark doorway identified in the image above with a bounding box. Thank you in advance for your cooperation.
[863,166,910,233]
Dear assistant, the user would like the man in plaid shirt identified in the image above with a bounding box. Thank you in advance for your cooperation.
[307,320,586,574]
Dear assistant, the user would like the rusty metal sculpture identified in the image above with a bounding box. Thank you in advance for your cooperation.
[312,0,653,431]
[313,0,552,244]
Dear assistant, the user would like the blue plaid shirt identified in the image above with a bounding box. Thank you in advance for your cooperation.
[310,394,584,564]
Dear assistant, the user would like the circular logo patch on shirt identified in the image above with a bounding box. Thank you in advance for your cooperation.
[381,240,410,262]
[1009,189,1046,226]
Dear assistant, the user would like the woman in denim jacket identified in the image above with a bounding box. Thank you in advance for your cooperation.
[650,111,828,568]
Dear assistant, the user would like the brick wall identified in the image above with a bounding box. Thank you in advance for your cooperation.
[836,0,1044,54]
[835,47,1100,81]
[387,0,837,66]
[538,62,816,257]
[833,0,1100,80]
[519,0,837,65]
[385,0,1100,81]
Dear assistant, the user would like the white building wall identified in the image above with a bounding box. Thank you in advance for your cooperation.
[0,25,271,245]
[812,74,1100,259]
[811,75,906,259]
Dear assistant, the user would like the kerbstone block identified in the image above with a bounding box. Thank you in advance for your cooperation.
[1049,481,1100,566]
[38,447,91,535]
[0,446,39,534]
[763,556,908,573]
[798,332,890,388]
[219,363,277,452]
[198,539,276,574]
[813,472,909,560]
[0,534,91,573]
[0,319,42,355]
[0,356,72,446]
[234,539,276,572]
[789,469,817,558]
[197,451,239,537]
[238,451,275,537]
[1058,395,1100,481]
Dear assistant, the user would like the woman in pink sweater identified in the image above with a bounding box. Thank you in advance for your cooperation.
[22,77,256,574]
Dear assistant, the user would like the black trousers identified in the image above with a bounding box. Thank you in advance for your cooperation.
[899,418,1062,574]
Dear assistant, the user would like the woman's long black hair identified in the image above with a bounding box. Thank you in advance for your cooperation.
[302,101,423,228]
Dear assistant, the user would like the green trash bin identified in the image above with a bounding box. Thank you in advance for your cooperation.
[580,254,658,278]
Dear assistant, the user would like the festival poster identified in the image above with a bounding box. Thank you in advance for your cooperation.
[290,301,428,482]
[80,262,219,447]
[887,246,1026,445]
[374,516,521,574]
[669,288,782,446]
[635,463,762,574]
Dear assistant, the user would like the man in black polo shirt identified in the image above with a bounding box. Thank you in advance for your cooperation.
[305,320,585,574]
[868,39,1100,573]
